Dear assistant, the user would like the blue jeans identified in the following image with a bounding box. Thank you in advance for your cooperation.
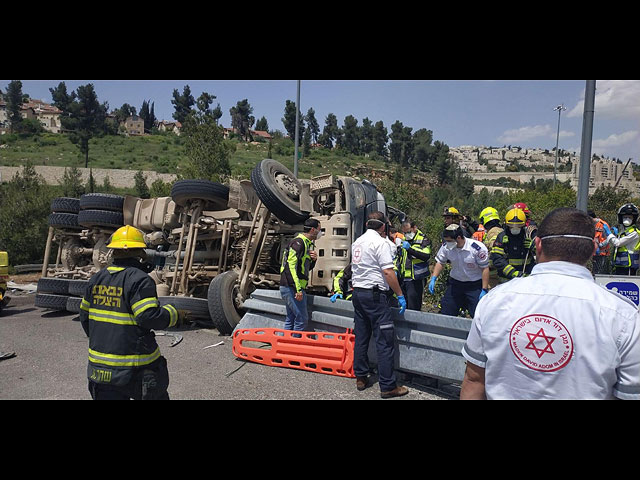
[280,286,308,331]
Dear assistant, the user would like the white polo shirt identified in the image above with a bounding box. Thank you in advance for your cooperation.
[435,238,489,282]
[351,229,395,290]
[462,261,640,400]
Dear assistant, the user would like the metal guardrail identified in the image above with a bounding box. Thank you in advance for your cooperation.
[236,289,471,383]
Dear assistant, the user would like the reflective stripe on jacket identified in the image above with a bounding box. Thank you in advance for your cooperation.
[280,233,315,292]
[79,259,176,378]
[399,230,431,280]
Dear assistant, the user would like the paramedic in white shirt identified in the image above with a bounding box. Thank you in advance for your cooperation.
[460,207,640,400]
[350,211,408,399]
[428,224,490,318]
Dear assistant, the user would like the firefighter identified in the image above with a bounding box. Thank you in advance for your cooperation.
[442,206,477,238]
[490,208,536,282]
[604,203,640,276]
[478,206,504,288]
[511,202,537,238]
[399,220,432,311]
[79,225,184,400]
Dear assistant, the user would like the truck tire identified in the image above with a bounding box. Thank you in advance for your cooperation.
[66,296,81,313]
[37,277,71,295]
[68,279,89,297]
[170,179,229,211]
[35,293,69,311]
[51,197,80,214]
[78,209,124,229]
[207,270,244,335]
[158,296,212,322]
[251,159,309,225]
[48,212,83,230]
[79,193,125,212]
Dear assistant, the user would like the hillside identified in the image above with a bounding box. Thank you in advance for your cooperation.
[0,132,404,183]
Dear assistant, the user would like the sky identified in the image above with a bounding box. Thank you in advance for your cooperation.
[2,79,639,163]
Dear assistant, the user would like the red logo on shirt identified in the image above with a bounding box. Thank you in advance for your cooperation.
[352,245,362,263]
[509,314,573,372]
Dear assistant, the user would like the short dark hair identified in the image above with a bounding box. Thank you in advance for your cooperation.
[442,224,464,240]
[366,211,388,230]
[303,218,320,231]
[538,207,595,265]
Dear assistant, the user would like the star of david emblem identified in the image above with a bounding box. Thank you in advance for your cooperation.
[525,327,555,358]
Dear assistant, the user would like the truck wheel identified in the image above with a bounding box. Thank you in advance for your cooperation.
[51,197,80,214]
[78,209,124,229]
[68,279,89,297]
[49,213,83,230]
[35,293,69,311]
[207,270,244,335]
[171,179,229,210]
[251,159,309,225]
[158,296,212,323]
[79,193,125,212]
[37,277,71,295]
[66,296,81,313]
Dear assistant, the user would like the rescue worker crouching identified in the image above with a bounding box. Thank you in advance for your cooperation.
[399,220,432,311]
[603,203,640,276]
[330,264,353,302]
[490,208,536,282]
[79,225,185,400]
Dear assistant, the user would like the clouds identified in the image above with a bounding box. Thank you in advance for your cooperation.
[497,124,574,144]
[567,80,640,119]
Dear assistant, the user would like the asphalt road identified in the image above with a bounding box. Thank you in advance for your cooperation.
[0,294,452,400]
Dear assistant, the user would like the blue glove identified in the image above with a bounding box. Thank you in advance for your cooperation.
[602,223,612,236]
[402,241,411,250]
[479,288,488,300]
[428,276,437,294]
[330,293,343,303]
[613,226,619,235]
[397,295,407,314]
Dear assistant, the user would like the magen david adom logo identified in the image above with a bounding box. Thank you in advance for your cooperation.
[509,314,573,372]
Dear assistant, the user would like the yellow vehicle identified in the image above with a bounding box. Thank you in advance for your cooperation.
[0,251,10,312]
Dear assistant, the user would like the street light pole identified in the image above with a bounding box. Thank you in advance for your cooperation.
[576,80,597,213]
[553,103,566,187]
[293,80,301,178]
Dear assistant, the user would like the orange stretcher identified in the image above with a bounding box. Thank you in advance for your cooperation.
[232,328,355,378]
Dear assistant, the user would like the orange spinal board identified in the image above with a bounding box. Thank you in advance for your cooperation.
[232,328,355,378]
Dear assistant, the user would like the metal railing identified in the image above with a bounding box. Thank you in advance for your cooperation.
[236,289,471,383]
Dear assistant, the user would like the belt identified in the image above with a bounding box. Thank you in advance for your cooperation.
[354,285,389,292]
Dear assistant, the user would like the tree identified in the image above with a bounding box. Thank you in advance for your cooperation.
[65,84,108,168]
[139,100,156,132]
[61,166,85,197]
[305,108,320,144]
[150,179,173,198]
[180,113,232,182]
[281,100,304,142]
[255,116,269,131]
[5,80,23,134]
[389,121,404,164]
[341,115,360,154]
[230,99,255,141]
[0,162,53,265]
[360,117,374,155]
[373,120,388,158]
[49,81,76,117]
[318,113,339,149]
[171,85,195,124]
[134,170,150,198]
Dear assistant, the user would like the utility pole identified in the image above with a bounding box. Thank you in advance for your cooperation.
[576,80,596,212]
[553,103,566,187]
[293,80,301,178]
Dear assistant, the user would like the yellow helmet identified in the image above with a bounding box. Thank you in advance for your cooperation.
[107,225,147,249]
[443,206,460,217]
[479,207,500,224]
[505,208,526,227]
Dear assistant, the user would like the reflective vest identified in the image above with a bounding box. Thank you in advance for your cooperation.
[280,233,314,292]
[614,226,640,268]
[398,229,432,280]
[332,264,353,300]
[79,259,178,385]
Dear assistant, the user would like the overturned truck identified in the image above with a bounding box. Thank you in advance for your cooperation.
[37,159,404,334]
